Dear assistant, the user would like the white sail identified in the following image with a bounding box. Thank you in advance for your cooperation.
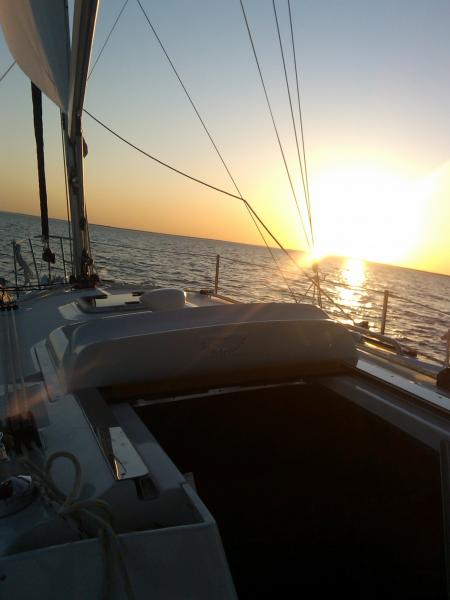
[0,0,69,111]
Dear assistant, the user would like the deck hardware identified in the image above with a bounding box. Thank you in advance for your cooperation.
[0,433,8,462]
[215,254,220,294]
[437,368,450,392]
[135,475,158,500]
[0,475,36,517]
[380,290,389,334]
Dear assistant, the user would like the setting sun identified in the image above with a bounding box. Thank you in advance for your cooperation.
[308,163,431,265]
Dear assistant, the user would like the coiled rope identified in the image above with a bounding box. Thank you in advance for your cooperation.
[19,450,136,600]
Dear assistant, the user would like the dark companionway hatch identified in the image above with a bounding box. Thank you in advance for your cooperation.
[134,381,447,599]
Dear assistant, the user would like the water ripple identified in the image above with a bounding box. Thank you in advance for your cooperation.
[1,212,449,365]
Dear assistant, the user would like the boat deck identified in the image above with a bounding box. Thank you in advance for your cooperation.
[1,284,449,598]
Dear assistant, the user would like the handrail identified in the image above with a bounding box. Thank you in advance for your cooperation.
[33,234,72,242]
[346,324,405,355]
[9,236,72,288]
[14,234,72,244]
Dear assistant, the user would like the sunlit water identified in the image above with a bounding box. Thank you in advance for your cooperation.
[1,211,449,365]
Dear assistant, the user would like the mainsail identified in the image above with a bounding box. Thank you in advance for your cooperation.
[0,0,69,112]
[0,0,100,281]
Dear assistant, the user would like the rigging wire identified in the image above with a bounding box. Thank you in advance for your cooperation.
[135,0,239,196]
[87,0,130,80]
[272,0,312,246]
[241,205,301,302]
[0,61,16,83]
[287,0,320,304]
[288,0,314,244]
[83,109,245,201]
[83,108,354,323]
[60,116,73,269]
[239,0,311,249]
[135,0,300,302]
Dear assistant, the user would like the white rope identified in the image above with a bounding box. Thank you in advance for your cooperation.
[19,451,136,599]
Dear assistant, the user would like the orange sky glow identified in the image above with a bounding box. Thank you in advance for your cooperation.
[1,1,450,276]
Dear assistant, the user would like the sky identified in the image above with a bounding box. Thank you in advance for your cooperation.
[1,0,450,274]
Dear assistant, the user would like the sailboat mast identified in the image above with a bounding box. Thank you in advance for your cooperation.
[63,0,99,282]
[0,0,98,281]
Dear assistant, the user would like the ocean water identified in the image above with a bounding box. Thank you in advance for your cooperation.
[1,210,449,365]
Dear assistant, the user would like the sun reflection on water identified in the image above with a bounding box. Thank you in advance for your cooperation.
[343,258,365,288]
[338,258,366,310]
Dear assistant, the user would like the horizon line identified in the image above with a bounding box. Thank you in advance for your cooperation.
[1,208,449,279]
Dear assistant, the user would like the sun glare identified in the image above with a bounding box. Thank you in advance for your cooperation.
[336,257,366,310]
[343,257,365,288]
[307,163,430,265]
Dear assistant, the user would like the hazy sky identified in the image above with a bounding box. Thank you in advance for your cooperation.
[1,0,450,273]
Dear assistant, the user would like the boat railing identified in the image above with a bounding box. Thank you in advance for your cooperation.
[4,235,72,295]
[208,253,450,367]
[4,238,449,367]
